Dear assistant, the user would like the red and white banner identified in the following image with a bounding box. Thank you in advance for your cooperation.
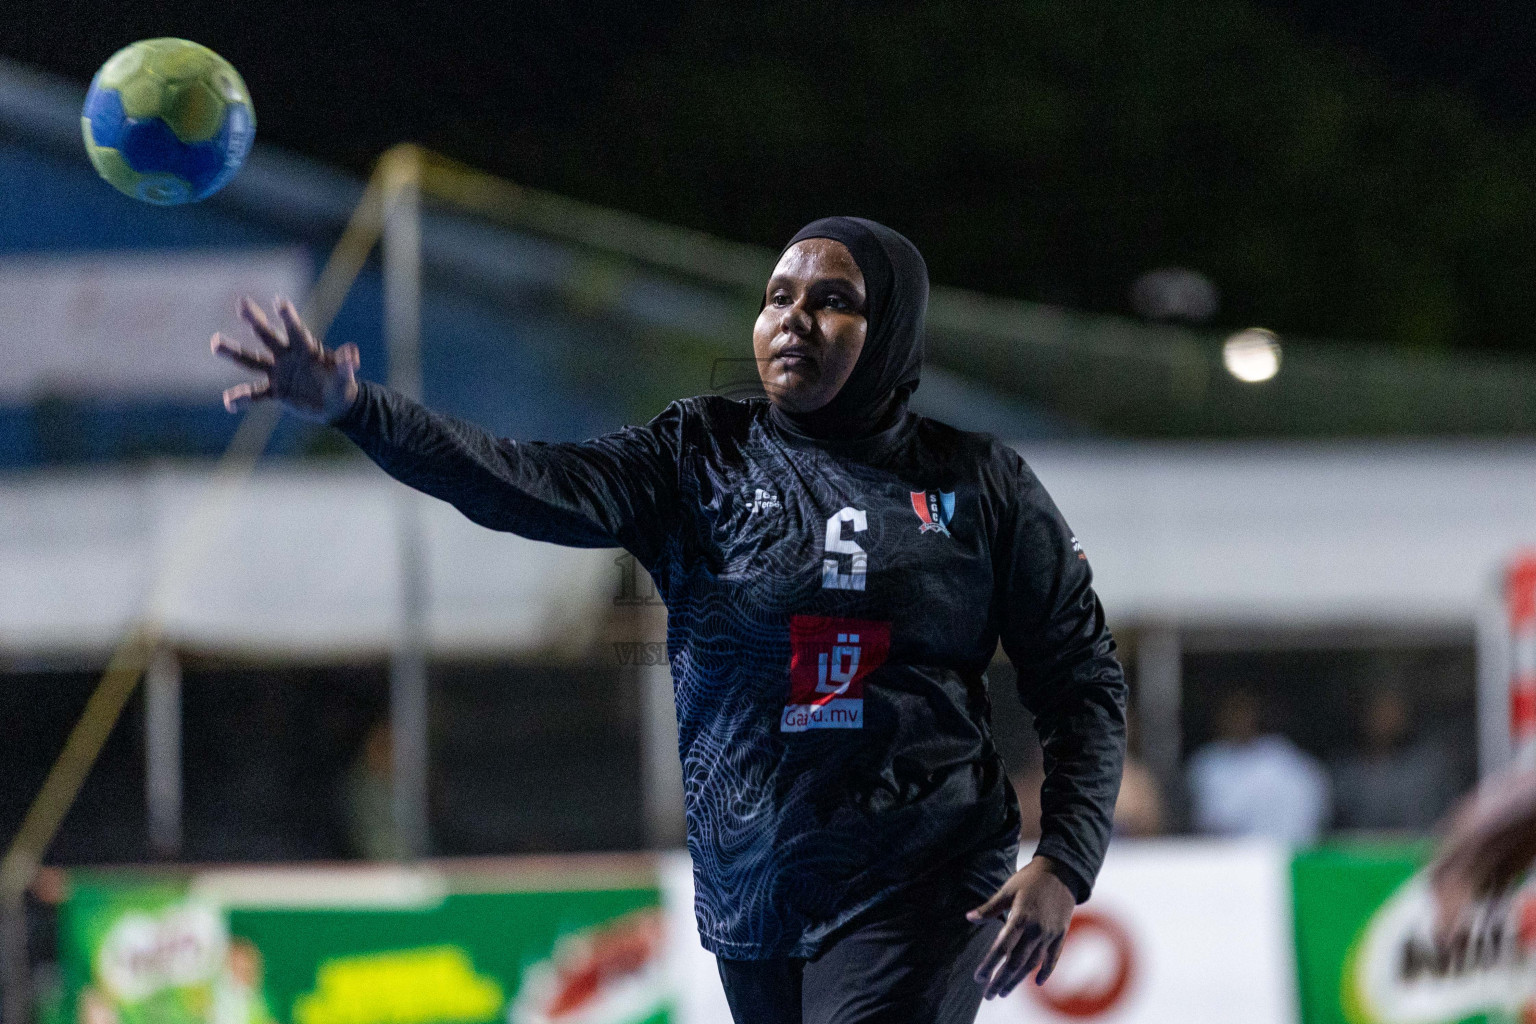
[976,840,1294,1024]
[1507,556,1536,768]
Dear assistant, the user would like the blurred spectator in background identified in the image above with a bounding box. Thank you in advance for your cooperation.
[1113,713,1165,837]
[344,720,409,860]
[1187,688,1330,845]
[1013,749,1163,840]
[1333,687,1455,832]
[1114,754,1164,837]
[1012,764,1045,842]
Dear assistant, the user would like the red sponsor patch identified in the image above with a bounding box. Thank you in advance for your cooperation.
[782,615,890,732]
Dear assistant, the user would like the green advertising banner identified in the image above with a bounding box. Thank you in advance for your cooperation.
[60,841,1535,1024]
[1292,843,1527,1024]
[58,861,671,1024]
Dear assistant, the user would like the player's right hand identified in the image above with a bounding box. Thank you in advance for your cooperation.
[212,295,360,423]
[968,854,1075,1000]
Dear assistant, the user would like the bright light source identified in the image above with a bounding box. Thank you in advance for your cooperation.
[1223,328,1281,383]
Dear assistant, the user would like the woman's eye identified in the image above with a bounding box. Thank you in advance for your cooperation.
[771,292,791,306]
[825,294,848,310]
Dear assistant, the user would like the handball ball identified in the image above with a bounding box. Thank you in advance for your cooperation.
[81,39,255,206]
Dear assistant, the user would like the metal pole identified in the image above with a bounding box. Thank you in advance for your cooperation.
[144,648,183,857]
[1136,625,1183,829]
[638,598,685,847]
[383,147,430,859]
[1477,582,1513,781]
[641,661,685,847]
[0,892,27,1024]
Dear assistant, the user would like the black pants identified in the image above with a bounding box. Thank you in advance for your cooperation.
[715,882,1002,1024]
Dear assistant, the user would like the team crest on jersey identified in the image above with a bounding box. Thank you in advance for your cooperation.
[910,490,956,535]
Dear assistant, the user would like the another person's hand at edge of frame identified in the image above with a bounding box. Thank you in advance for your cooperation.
[212,295,360,423]
[1431,768,1536,946]
[967,853,1075,1000]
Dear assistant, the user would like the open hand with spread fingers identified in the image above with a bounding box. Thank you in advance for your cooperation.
[967,854,1076,1000]
[212,295,360,423]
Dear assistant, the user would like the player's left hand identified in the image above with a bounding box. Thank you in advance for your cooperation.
[967,855,1075,1000]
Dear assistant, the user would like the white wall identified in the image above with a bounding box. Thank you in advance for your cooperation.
[0,250,309,401]
[5,440,1536,656]
[0,466,616,657]
[1024,440,1536,628]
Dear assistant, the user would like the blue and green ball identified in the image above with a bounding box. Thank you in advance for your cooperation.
[81,39,255,206]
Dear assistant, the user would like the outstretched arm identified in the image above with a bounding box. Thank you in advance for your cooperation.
[214,296,682,563]
[969,450,1128,999]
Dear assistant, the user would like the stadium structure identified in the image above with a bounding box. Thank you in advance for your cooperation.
[5,54,1536,1024]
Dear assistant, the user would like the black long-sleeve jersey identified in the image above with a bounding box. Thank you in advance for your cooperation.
[337,382,1127,959]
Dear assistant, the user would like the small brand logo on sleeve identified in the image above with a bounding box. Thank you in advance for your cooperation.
[781,615,890,732]
[748,487,782,514]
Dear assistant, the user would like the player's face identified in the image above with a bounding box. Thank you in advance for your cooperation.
[754,239,868,413]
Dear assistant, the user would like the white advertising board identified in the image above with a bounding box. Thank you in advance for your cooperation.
[976,840,1295,1024]
[0,469,618,657]
[660,840,1296,1024]
[0,248,310,401]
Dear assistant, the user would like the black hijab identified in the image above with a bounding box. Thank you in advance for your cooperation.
[766,216,929,444]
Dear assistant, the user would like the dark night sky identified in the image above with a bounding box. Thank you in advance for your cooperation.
[1,1,671,174]
[9,1,1533,176]
[6,1,1536,351]
[1258,0,1536,124]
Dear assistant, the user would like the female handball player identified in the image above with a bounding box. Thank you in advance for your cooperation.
[212,216,1128,1023]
